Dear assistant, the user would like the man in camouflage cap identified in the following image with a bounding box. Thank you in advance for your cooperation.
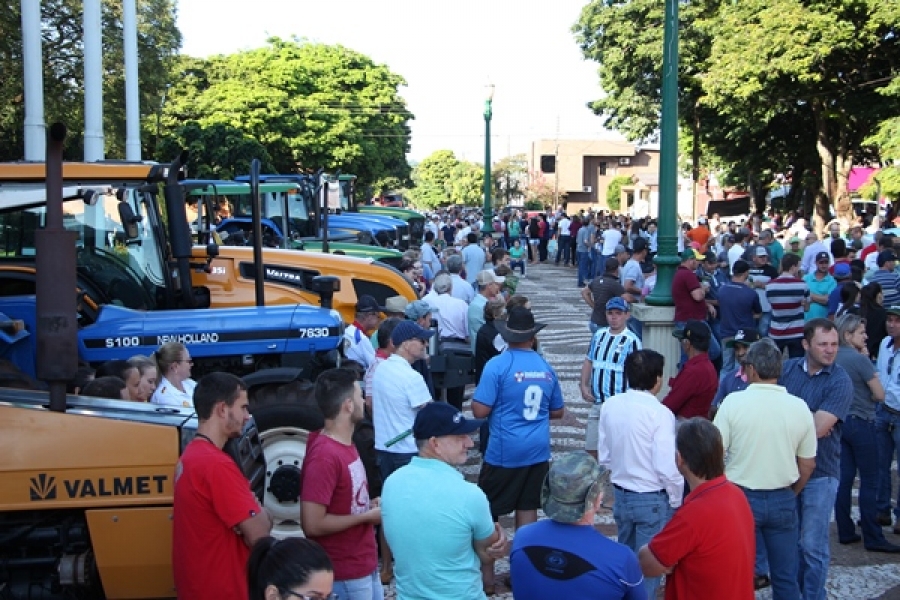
[509,452,645,599]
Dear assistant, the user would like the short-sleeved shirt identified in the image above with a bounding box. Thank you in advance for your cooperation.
[803,272,837,320]
[748,264,778,312]
[372,354,432,454]
[663,353,718,419]
[686,227,713,253]
[648,476,755,600]
[835,346,878,421]
[620,258,645,291]
[474,349,565,468]
[877,337,900,411]
[344,322,376,370]
[173,439,262,600]
[300,432,377,581]
[711,367,748,409]
[766,274,809,340]
[468,294,489,352]
[585,327,642,401]
[511,520,646,600]
[462,245,486,284]
[151,376,197,408]
[780,358,853,479]
[576,224,594,253]
[672,266,707,322]
[717,283,761,338]
[589,274,626,327]
[868,268,900,307]
[382,457,495,600]
[713,383,817,489]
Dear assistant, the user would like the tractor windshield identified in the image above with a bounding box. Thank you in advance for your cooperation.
[0,189,164,310]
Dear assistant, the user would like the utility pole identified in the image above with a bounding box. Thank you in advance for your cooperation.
[553,116,559,210]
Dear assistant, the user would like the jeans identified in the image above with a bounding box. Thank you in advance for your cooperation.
[332,570,384,600]
[721,344,736,372]
[741,486,800,600]
[757,311,772,336]
[376,450,416,483]
[836,415,885,546]
[674,321,722,366]
[510,259,526,275]
[875,404,900,521]
[555,235,571,265]
[798,476,839,600]
[590,248,602,279]
[577,251,592,287]
[613,487,671,598]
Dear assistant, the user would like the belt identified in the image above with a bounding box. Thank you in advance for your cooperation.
[440,337,466,343]
[614,483,665,494]
[847,414,875,423]
[883,404,900,417]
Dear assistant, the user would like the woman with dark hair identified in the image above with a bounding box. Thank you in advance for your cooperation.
[248,537,335,600]
[527,217,540,264]
[836,284,860,319]
[859,282,887,359]
[475,298,507,382]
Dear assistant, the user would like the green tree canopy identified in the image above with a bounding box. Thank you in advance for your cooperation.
[573,0,900,225]
[492,153,527,207]
[0,0,180,161]
[408,150,459,210]
[159,38,412,191]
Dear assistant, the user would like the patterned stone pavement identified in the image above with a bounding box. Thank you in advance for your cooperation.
[386,259,900,599]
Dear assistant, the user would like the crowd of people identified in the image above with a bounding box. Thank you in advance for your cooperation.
[6,203,900,599]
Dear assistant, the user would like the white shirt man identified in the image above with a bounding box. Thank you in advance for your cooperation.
[601,226,623,257]
[423,273,470,341]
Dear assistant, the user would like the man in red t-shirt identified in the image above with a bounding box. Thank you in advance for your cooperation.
[672,249,709,323]
[301,368,383,600]
[173,372,272,600]
[639,418,755,600]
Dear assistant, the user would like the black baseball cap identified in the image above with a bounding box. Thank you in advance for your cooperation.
[673,320,711,343]
[726,328,762,348]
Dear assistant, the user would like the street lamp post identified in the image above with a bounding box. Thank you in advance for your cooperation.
[483,84,495,234]
[646,0,680,305]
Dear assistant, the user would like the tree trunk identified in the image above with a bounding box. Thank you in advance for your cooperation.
[812,99,854,233]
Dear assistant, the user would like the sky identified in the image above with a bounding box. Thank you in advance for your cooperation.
[176,0,624,163]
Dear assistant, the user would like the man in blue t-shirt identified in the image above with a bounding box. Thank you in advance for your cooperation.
[511,452,646,600]
[473,306,566,593]
[717,260,762,371]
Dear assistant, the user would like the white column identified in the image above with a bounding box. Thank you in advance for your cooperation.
[123,0,141,160]
[21,0,45,160]
[83,0,104,161]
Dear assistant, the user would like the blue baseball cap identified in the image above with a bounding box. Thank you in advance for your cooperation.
[413,402,484,440]
[605,297,629,312]
[390,320,435,346]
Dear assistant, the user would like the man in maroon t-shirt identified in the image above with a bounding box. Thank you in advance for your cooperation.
[301,368,383,600]
[173,373,272,600]
[639,418,755,600]
[664,321,718,419]
[672,248,709,322]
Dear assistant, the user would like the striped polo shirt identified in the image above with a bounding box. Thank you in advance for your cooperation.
[868,268,900,307]
[766,274,810,340]
[585,326,642,402]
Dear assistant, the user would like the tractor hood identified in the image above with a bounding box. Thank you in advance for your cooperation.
[79,304,343,363]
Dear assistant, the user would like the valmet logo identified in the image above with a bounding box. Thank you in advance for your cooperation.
[29,473,168,502]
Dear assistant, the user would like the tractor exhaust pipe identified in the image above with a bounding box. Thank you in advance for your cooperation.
[37,124,78,412]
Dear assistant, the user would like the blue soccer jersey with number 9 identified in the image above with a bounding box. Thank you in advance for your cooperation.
[474,349,565,467]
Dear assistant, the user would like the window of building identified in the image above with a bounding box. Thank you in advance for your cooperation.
[540,155,556,173]
[598,162,607,176]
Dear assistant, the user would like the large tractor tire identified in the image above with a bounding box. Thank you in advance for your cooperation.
[245,369,324,538]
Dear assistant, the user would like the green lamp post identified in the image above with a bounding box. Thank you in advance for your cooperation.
[646,0,680,306]
[483,84,495,234]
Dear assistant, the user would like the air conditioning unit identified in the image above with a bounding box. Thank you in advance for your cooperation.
[618,157,632,166]
[582,186,592,193]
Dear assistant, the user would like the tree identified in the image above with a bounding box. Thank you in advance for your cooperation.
[156,122,275,179]
[407,150,459,210]
[159,38,412,192]
[522,170,556,209]
[573,0,900,227]
[448,160,485,207]
[492,153,527,207]
[0,0,180,161]
[606,175,632,212]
